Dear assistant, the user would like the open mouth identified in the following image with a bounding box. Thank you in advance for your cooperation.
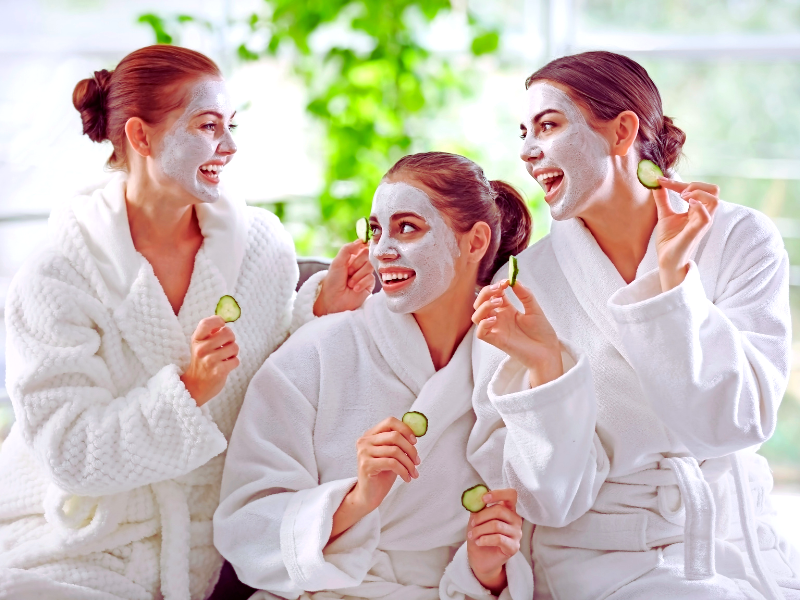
[199,162,224,184]
[379,268,416,292]
[535,169,564,202]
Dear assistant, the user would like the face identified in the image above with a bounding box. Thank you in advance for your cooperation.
[519,82,611,220]
[155,78,237,203]
[369,181,461,314]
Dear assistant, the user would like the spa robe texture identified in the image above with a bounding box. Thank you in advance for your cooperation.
[213,292,533,600]
[0,173,323,600]
[468,194,800,600]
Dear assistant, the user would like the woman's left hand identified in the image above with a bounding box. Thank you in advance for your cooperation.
[466,488,524,595]
[654,178,719,292]
[314,240,374,316]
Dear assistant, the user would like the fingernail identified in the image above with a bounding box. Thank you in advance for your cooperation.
[486,316,497,323]
[410,434,417,444]
[476,538,484,546]
[490,283,501,291]
[484,493,492,502]
[414,455,420,465]
[491,297,502,305]
[467,530,473,539]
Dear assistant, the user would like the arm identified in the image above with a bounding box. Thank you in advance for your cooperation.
[4,271,227,496]
[213,340,383,595]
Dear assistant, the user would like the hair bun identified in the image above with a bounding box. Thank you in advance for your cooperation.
[657,115,686,175]
[72,69,112,142]
[489,180,532,278]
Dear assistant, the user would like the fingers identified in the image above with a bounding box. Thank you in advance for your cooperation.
[209,341,239,363]
[473,533,520,556]
[684,199,712,236]
[656,177,688,193]
[507,281,543,317]
[469,519,522,551]
[348,261,375,291]
[675,180,719,196]
[652,187,676,220]
[471,503,522,529]
[367,457,415,483]
[369,430,420,465]
[474,280,509,310]
[347,245,370,273]
[193,316,226,341]
[681,189,719,217]
[364,417,417,444]
[472,294,511,325]
[352,272,376,294]
[366,445,419,481]
[482,488,517,512]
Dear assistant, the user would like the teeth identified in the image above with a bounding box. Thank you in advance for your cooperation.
[381,272,412,282]
[200,164,223,174]
[535,170,563,183]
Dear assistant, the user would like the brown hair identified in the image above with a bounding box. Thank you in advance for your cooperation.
[386,152,532,286]
[72,45,222,169]
[526,51,685,174]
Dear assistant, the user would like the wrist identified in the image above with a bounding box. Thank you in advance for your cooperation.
[472,565,506,595]
[347,483,380,515]
[523,344,564,388]
[658,261,688,292]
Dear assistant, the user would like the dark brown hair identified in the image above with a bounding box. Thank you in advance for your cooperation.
[386,152,532,285]
[526,51,685,174]
[72,45,222,169]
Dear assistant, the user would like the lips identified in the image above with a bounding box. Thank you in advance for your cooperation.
[379,268,416,292]
[533,168,564,203]
[198,162,224,184]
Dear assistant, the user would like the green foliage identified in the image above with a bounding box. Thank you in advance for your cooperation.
[139,1,500,253]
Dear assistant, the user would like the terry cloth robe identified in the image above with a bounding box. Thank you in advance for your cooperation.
[213,291,533,600]
[468,193,800,600]
[0,173,323,600]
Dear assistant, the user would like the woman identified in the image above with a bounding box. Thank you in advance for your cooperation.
[214,152,535,599]
[470,51,800,599]
[0,45,372,599]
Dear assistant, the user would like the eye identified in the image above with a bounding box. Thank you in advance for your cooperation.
[519,129,527,140]
[229,123,238,132]
[370,225,381,239]
[399,221,418,234]
[541,121,556,132]
[201,123,216,131]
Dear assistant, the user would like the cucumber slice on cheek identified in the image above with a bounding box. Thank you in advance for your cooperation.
[356,217,371,243]
[461,484,490,513]
[402,411,428,437]
[215,295,241,323]
[637,159,664,190]
[508,255,519,286]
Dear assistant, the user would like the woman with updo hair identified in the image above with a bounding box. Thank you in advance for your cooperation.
[0,45,372,599]
[470,51,800,598]
[214,152,535,600]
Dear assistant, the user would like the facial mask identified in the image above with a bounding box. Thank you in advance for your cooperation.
[369,182,460,314]
[521,83,611,220]
[157,79,236,204]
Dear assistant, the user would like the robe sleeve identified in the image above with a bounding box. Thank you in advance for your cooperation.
[3,268,227,497]
[213,342,381,597]
[467,339,609,527]
[608,213,791,458]
[289,269,327,334]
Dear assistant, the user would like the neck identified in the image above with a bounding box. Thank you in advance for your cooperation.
[578,165,657,284]
[125,165,198,250]
[412,279,476,371]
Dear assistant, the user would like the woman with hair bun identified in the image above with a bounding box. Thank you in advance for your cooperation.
[470,51,800,598]
[214,152,535,600]
[0,45,372,599]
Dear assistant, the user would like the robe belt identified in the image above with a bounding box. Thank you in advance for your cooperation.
[152,480,192,600]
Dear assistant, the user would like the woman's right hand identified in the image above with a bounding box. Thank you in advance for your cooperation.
[181,316,240,406]
[473,280,563,388]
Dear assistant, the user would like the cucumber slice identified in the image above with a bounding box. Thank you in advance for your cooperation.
[637,159,663,189]
[508,255,519,286]
[356,217,371,243]
[461,484,490,513]
[402,411,428,437]
[215,295,241,323]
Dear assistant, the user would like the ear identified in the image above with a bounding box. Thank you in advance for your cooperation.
[124,117,153,158]
[610,110,639,157]
[464,221,492,265]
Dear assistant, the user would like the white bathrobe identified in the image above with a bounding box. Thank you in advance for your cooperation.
[213,291,534,600]
[468,194,800,600]
[0,173,322,600]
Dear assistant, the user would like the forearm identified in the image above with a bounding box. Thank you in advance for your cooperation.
[329,483,374,539]
[473,566,506,596]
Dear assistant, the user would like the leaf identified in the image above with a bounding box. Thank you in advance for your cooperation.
[237,44,261,61]
[137,14,173,45]
[471,31,499,56]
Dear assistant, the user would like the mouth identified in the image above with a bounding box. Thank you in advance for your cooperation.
[534,168,564,203]
[198,162,225,184]
[379,268,416,292]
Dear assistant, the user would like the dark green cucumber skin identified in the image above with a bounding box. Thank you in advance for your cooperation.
[509,256,519,286]
[216,296,241,323]
[402,411,428,437]
[461,484,489,513]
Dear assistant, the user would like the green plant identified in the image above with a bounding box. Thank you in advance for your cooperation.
[139,2,500,253]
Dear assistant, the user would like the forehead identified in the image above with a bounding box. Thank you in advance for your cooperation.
[371,181,437,218]
[183,78,233,114]
[523,81,585,123]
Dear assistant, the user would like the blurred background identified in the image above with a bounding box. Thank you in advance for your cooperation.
[1,0,799,534]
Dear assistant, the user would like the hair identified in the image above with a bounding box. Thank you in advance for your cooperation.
[72,45,222,169]
[385,152,532,286]
[525,51,685,174]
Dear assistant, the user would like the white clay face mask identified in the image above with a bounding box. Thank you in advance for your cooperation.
[156,79,236,204]
[521,82,611,220]
[369,182,460,314]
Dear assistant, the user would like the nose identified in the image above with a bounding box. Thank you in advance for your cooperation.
[218,130,237,156]
[372,232,399,261]
[520,135,543,164]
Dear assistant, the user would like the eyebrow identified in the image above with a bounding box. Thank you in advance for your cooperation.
[522,108,562,129]
[195,110,237,120]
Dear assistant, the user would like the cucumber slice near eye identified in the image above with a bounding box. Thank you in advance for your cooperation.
[215,295,241,323]
[461,484,490,513]
[508,255,519,286]
[637,159,664,189]
[356,217,371,243]
[402,411,428,437]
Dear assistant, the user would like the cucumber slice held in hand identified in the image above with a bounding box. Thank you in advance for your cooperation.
[637,159,664,190]
[356,217,371,243]
[402,411,428,437]
[461,484,490,513]
[215,295,241,323]
[508,255,519,287]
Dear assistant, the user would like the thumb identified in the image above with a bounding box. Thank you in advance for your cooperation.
[510,280,543,316]
[653,187,676,221]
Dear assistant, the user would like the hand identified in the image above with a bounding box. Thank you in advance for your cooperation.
[467,488,524,595]
[654,178,719,291]
[180,316,239,406]
[329,417,420,539]
[314,240,374,316]
[473,280,563,388]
